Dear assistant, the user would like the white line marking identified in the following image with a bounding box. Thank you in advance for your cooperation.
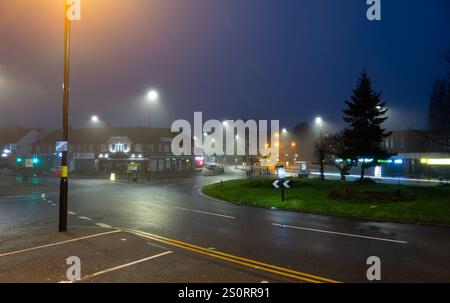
[272,223,407,244]
[78,216,93,221]
[174,206,236,219]
[51,204,56,207]
[68,211,77,215]
[47,200,53,203]
[0,230,121,258]
[63,251,173,283]
[95,223,113,229]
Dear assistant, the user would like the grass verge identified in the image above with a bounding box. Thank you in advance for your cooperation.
[202,179,450,226]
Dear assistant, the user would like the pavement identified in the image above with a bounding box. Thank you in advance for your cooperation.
[0,168,449,283]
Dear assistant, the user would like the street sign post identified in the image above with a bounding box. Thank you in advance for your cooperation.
[272,179,292,202]
[273,165,292,202]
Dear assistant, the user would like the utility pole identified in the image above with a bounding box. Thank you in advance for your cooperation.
[60,0,81,232]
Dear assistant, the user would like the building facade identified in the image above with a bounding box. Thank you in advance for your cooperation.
[380,130,450,179]
[32,127,195,177]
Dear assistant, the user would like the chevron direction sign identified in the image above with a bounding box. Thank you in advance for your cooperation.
[272,180,291,189]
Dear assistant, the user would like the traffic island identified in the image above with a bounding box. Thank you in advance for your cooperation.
[202,179,450,226]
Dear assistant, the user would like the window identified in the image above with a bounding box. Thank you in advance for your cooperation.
[135,144,142,153]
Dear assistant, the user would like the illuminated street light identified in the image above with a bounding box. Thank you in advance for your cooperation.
[315,116,323,127]
[282,128,288,134]
[91,115,99,123]
[147,89,159,103]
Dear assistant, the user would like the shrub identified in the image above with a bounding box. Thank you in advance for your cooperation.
[328,187,417,204]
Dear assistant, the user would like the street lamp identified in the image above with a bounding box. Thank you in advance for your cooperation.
[314,116,326,180]
[315,116,323,127]
[147,89,159,102]
[91,115,99,123]
[59,0,81,233]
[146,89,159,128]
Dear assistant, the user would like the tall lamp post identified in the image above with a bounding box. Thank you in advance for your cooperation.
[59,0,81,232]
[315,116,325,180]
[147,89,159,128]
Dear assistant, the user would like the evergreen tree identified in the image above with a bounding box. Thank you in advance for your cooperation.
[342,70,392,180]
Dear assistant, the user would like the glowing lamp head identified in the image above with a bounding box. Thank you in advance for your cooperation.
[315,117,323,126]
[147,90,159,102]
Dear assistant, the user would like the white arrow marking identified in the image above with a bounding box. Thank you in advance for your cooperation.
[272,180,280,189]
[78,216,93,221]
[283,181,290,189]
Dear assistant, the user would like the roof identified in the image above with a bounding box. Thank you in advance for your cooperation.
[0,127,41,145]
[34,127,179,146]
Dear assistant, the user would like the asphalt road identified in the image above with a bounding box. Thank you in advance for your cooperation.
[1,168,450,282]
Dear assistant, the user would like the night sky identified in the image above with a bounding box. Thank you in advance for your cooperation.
[0,0,449,131]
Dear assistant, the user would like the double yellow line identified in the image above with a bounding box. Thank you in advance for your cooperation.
[125,228,340,283]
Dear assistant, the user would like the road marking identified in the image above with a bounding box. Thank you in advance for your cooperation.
[51,204,56,207]
[78,216,93,221]
[174,206,236,219]
[126,229,339,283]
[63,251,173,283]
[272,223,407,244]
[95,223,113,229]
[68,211,77,215]
[0,230,121,258]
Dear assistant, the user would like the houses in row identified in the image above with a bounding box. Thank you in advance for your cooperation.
[0,126,196,176]
[1,125,449,178]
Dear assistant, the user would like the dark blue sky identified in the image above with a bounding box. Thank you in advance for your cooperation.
[0,0,449,131]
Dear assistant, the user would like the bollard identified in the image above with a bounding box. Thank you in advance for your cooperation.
[110,173,116,181]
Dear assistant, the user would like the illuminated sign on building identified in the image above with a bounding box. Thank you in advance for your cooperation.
[421,158,450,166]
[108,137,132,154]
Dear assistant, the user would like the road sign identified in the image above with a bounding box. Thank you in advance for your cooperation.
[25,159,34,168]
[56,141,68,152]
[272,180,291,189]
[272,179,292,202]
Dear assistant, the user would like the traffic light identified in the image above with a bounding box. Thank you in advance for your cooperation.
[32,156,40,165]
[16,157,23,164]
